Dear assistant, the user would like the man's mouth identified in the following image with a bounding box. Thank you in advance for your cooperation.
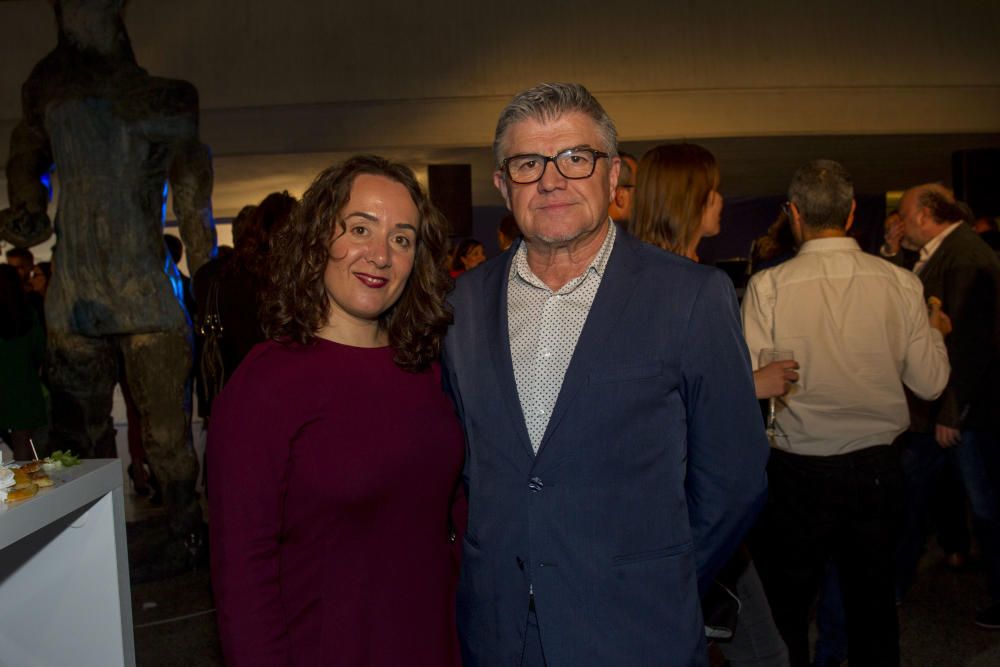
[537,201,576,212]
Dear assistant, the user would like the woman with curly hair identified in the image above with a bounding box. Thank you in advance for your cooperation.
[208,155,464,667]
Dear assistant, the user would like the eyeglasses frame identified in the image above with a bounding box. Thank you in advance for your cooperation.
[499,147,612,185]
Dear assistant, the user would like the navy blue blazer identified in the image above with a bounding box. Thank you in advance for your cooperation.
[442,227,769,667]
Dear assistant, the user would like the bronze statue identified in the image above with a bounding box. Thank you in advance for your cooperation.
[0,0,215,575]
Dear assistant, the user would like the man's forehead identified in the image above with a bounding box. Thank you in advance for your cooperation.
[502,112,602,152]
[900,190,917,211]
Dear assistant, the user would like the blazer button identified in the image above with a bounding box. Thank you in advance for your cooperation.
[528,476,544,492]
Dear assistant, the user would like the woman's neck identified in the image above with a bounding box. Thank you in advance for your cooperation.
[316,318,388,348]
[685,233,704,263]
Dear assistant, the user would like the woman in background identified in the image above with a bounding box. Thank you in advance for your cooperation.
[631,143,798,398]
[209,155,464,666]
[449,238,486,278]
[630,143,792,667]
[630,143,723,262]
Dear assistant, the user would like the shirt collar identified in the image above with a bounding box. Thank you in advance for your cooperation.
[919,222,962,262]
[796,236,861,255]
[511,219,617,292]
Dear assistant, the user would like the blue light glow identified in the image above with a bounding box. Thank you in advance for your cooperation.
[40,168,54,202]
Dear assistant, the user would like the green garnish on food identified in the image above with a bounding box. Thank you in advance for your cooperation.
[48,450,81,467]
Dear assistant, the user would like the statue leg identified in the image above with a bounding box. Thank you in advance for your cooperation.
[119,329,201,536]
[47,330,117,459]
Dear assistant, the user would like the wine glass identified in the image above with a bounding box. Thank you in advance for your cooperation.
[758,348,795,443]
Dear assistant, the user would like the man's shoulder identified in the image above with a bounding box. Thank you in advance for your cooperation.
[619,231,719,283]
[939,224,1000,269]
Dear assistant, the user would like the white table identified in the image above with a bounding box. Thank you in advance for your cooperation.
[0,459,135,666]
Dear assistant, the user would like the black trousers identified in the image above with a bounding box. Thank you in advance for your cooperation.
[751,446,902,667]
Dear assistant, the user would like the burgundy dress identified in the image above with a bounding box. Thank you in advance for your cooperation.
[208,339,465,666]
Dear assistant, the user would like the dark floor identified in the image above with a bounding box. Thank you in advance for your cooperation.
[127,495,1000,667]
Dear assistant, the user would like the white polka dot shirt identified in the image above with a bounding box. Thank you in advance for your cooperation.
[507,221,617,453]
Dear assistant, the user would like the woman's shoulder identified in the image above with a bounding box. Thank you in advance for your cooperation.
[212,341,328,424]
[235,339,325,377]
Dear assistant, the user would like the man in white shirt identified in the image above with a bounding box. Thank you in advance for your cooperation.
[742,160,950,667]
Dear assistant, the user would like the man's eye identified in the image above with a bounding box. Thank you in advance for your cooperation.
[517,159,537,171]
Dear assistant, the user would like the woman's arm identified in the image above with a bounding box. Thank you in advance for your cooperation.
[753,360,799,399]
[208,350,295,666]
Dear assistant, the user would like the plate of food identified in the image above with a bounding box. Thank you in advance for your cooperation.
[1,461,56,503]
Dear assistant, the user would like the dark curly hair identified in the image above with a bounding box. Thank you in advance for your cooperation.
[262,155,453,372]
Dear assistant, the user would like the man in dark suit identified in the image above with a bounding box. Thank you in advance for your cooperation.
[894,183,1000,628]
[442,82,770,667]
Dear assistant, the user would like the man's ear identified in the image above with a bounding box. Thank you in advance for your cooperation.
[493,170,512,211]
[845,199,857,232]
[613,186,627,208]
[789,201,804,239]
[608,156,621,197]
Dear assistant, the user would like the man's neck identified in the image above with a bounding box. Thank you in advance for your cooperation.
[801,227,847,243]
[922,221,958,248]
[524,222,609,291]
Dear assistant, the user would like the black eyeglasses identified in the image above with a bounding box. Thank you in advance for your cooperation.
[500,148,610,184]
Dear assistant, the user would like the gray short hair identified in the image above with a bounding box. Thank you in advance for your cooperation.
[787,160,854,230]
[492,83,618,166]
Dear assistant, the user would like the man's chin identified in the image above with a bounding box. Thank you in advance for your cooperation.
[531,221,606,248]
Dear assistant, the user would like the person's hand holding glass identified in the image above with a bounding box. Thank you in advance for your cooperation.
[757,348,797,443]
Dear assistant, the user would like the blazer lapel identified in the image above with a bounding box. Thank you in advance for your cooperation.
[484,241,536,460]
[535,229,643,459]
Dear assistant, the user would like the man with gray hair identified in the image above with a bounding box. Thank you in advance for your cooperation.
[893,183,1000,629]
[444,82,770,666]
[742,160,951,666]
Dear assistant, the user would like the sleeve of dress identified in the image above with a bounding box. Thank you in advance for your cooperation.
[208,348,296,666]
[681,269,770,594]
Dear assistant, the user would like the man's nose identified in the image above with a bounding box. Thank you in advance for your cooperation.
[537,159,566,190]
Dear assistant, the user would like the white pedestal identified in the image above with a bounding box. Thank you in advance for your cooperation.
[0,460,135,667]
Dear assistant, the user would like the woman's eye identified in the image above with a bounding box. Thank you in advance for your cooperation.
[351,225,368,236]
[394,235,413,248]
